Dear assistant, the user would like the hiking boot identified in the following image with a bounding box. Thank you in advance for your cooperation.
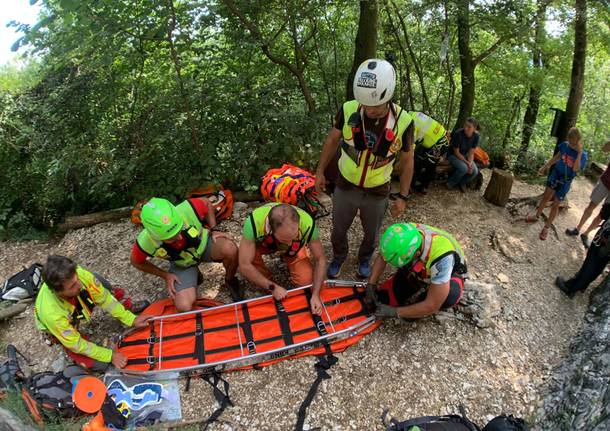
[581,234,591,249]
[356,260,371,279]
[124,299,151,314]
[555,276,575,299]
[226,277,244,302]
[327,260,344,279]
[565,227,579,236]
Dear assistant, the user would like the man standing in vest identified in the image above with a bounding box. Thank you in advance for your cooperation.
[35,255,152,371]
[239,203,326,314]
[409,111,449,194]
[315,59,414,279]
[131,197,240,311]
[368,223,467,318]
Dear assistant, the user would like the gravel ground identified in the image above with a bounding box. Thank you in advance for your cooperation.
[0,170,597,430]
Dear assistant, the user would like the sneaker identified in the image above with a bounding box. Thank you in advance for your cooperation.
[327,260,344,279]
[125,299,151,314]
[555,276,575,299]
[356,260,371,279]
[226,277,244,302]
[580,234,591,249]
[565,228,579,236]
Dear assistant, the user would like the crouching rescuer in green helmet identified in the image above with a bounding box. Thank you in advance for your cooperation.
[131,197,240,311]
[368,223,467,318]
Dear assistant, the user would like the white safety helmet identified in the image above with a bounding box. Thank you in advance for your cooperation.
[353,59,396,106]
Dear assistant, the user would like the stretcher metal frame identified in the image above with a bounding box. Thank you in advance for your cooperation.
[118,280,377,376]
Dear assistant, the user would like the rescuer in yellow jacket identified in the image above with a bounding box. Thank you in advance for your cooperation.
[315,58,415,280]
[35,255,151,371]
[408,111,449,194]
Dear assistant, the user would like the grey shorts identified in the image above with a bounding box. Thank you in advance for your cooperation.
[590,181,610,205]
[169,236,213,291]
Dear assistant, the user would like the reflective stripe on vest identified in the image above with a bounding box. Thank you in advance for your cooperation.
[408,111,446,149]
[413,223,465,282]
[136,200,209,267]
[338,100,412,188]
[249,203,315,256]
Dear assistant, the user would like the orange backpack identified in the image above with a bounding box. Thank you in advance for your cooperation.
[474,147,490,168]
[131,185,234,225]
[261,164,324,217]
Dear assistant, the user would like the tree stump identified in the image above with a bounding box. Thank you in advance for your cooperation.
[483,168,514,207]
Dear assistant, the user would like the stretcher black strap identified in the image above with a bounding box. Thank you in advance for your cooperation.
[147,320,156,370]
[241,302,256,355]
[201,372,234,431]
[295,288,337,431]
[274,299,294,347]
[194,312,205,364]
[294,354,338,431]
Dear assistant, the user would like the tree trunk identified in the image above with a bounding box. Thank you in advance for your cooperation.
[517,1,546,168]
[454,0,474,131]
[346,0,378,100]
[484,168,514,207]
[501,95,523,151]
[166,0,199,150]
[556,0,587,143]
[383,1,414,109]
[390,0,430,112]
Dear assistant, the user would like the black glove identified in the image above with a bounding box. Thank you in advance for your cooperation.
[374,301,398,319]
[365,283,378,305]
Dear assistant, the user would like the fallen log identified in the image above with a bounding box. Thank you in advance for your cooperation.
[57,206,132,233]
[0,303,28,321]
[231,190,262,202]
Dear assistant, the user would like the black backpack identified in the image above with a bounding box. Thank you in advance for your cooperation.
[20,365,89,424]
[384,411,529,431]
[384,412,481,431]
[1,263,43,301]
[482,415,529,431]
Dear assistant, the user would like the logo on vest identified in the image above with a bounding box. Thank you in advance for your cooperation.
[356,72,377,89]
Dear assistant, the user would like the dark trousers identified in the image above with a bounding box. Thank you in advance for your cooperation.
[331,185,388,264]
[413,137,448,191]
[413,147,438,190]
[565,244,610,293]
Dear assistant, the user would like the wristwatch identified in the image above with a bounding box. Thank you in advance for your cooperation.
[268,283,276,292]
[395,193,409,202]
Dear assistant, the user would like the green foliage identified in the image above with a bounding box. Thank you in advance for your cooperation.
[0,0,608,237]
[0,391,88,431]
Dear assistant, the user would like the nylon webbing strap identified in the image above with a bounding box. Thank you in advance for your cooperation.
[304,289,332,357]
[274,299,294,347]
[201,372,234,431]
[241,303,256,355]
[294,354,337,431]
[194,312,205,364]
[147,320,156,370]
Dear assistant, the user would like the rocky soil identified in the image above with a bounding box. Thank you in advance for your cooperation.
[0,170,601,430]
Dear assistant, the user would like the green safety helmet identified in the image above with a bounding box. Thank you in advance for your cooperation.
[380,223,422,267]
[141,198,182,240]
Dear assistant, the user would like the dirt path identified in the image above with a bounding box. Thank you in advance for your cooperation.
[0,171,597,429]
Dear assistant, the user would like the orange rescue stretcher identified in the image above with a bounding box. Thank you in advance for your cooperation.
[116,280,380,375]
